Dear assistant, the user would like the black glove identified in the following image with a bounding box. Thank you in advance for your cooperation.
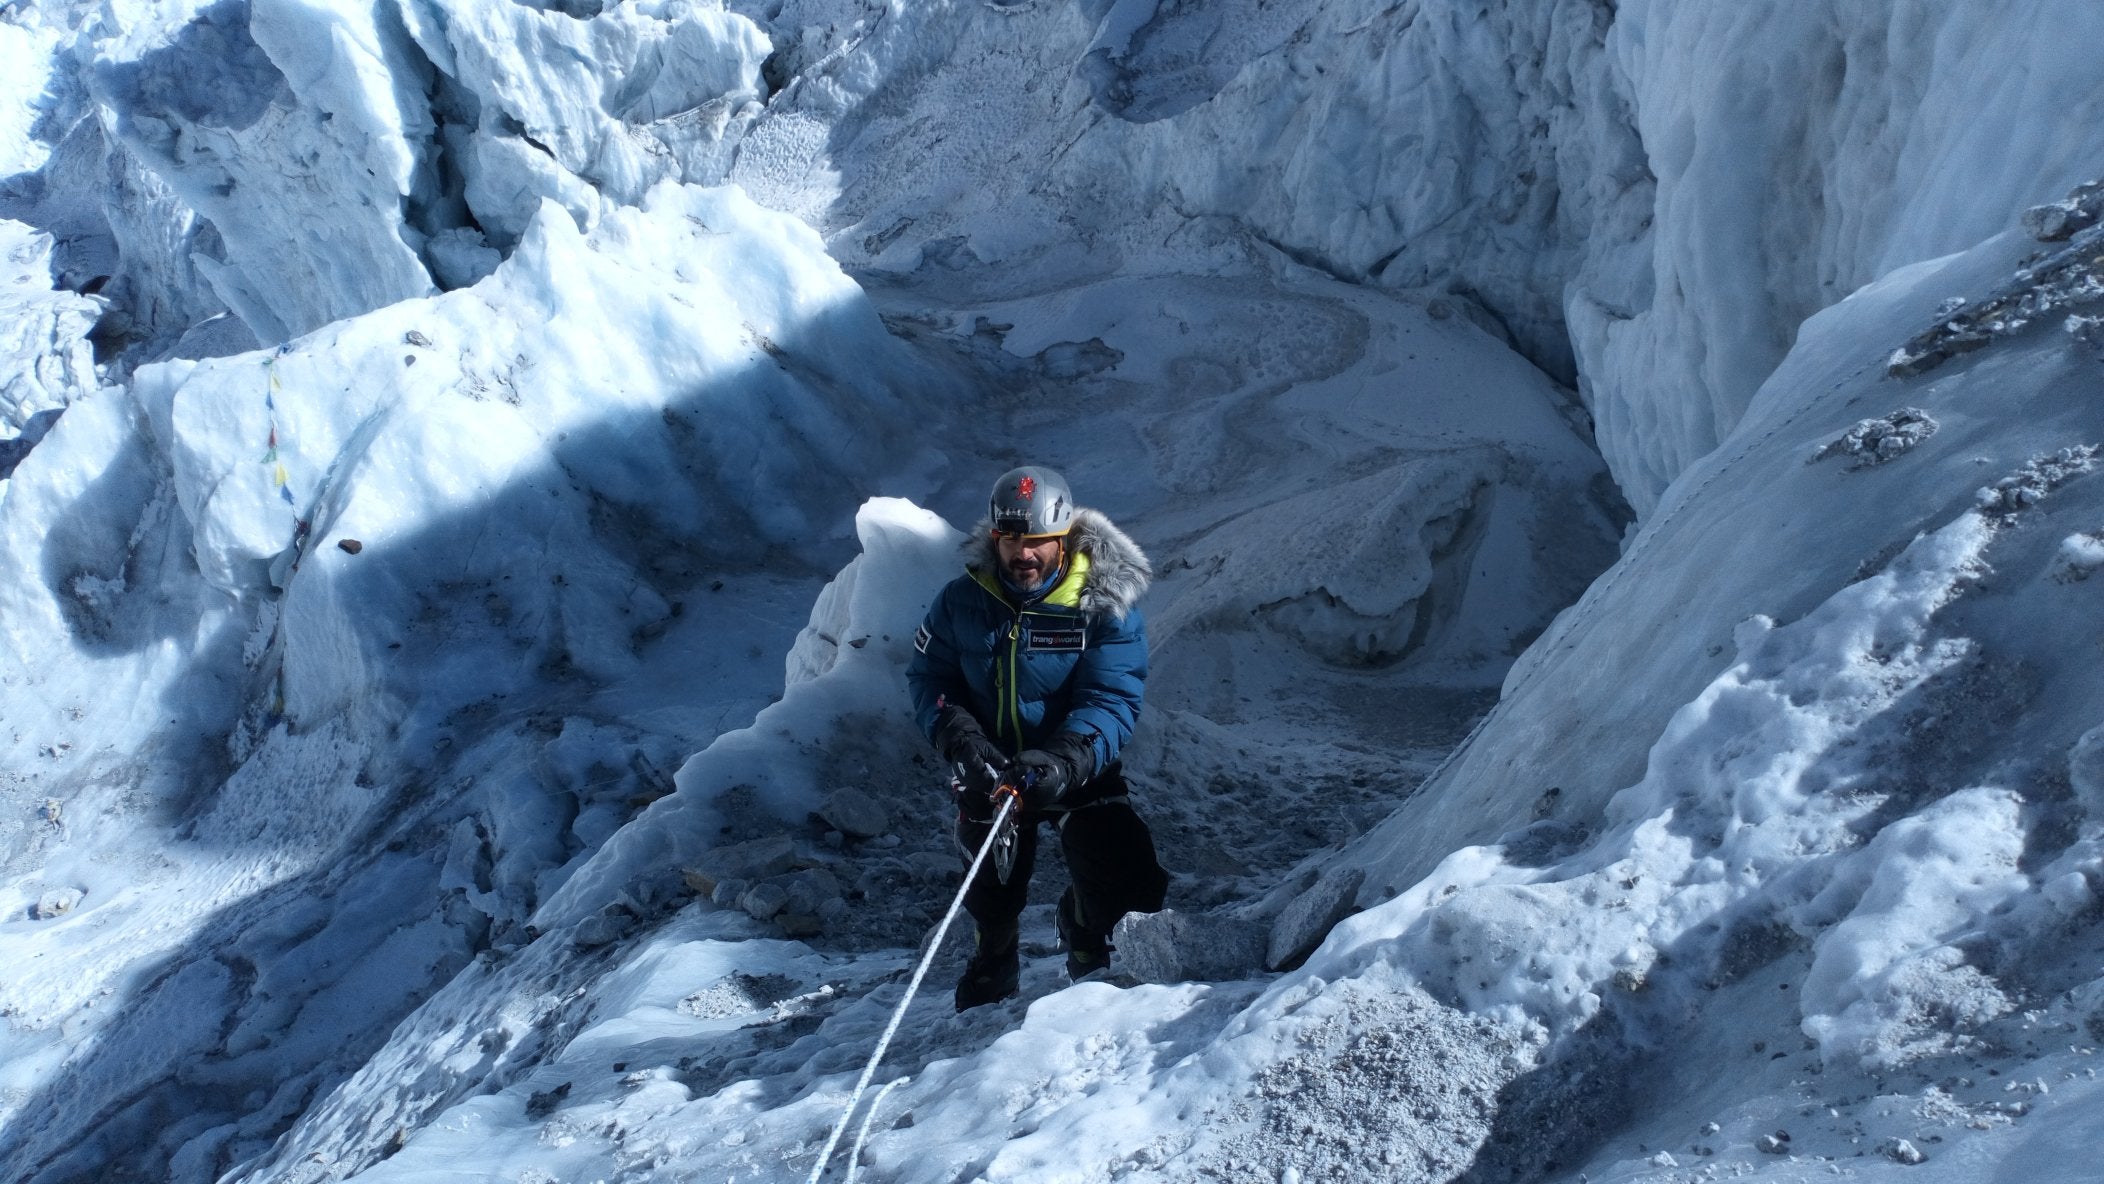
[933,705,1004,798]
[1014,731,1098,811]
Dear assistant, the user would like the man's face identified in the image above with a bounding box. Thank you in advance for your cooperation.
[995,533,1064,587]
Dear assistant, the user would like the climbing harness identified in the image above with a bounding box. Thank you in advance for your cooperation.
[804,793,1018,1183]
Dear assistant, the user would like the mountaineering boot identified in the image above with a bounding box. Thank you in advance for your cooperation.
[954,924,1020,1010]
[1056,888,1113,981]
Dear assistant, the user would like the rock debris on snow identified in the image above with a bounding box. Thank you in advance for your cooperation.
[1207,986,1529,1184]
[678,973,803,1021]
[1974,446,2101,518]
[1809,409,1938,470]
[2021,179,2104,242]
[1889,177,2104,378]
[1877,1136,1927,1165]
[30,887,82,920]
[2049,531,2104,581]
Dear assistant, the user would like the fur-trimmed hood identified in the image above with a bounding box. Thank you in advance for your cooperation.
[963,506,1152,619]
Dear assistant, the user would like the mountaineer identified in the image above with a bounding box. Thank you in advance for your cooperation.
[906,465,1169,1009]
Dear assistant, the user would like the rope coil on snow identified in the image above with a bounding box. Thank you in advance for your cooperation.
[806,794,1016,1183]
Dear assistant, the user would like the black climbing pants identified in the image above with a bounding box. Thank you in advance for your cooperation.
[954,763,1169,939]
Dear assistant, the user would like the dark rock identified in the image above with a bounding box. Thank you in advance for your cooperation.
[688,835,798,885]
[819,787,889,839]
[776,913,823,937]
[1267,867,1364,970]
[574,903,638,947]
[740,881,789,921]
[1116,909,1268,982]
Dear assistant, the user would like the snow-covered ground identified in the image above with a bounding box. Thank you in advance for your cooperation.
[2,1,2102,1182]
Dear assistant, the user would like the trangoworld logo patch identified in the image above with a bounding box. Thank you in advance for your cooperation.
[1026,627,1086,652]
[914,625,932,654]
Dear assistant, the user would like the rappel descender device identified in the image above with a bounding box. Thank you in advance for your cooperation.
[989,769,1036,884]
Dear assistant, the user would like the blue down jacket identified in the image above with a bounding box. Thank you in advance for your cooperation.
[907,507,1151,776]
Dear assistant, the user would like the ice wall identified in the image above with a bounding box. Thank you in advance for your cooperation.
[1343,195,2104,968]
[4,0,772,357]
[4,1,2103,1175]
[0,171,957,1178]
[0,221,99,430]
[1581,0,2104,511]
[18,0,2099,513]
[727,0,2104,514]
[85,0,438,344]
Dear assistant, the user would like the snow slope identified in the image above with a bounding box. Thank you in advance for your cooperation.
[1,1,2102,1183]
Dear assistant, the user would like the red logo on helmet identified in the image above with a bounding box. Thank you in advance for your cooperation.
[1017,476,1036,499]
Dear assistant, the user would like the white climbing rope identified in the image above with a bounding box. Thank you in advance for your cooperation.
[842,1076,909,1184]
[806,794,1017,1183]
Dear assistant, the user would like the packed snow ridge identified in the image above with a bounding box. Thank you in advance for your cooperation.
[3,1,2104,1182]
